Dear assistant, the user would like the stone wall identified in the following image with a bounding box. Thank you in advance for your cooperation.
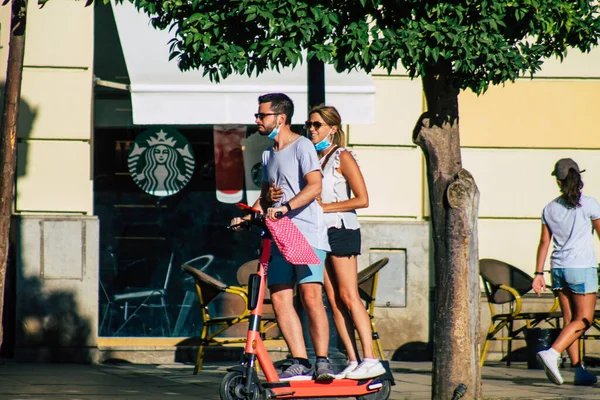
[14,216,99,362]
[358,220,432,360]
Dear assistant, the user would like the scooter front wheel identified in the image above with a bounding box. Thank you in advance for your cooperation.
[219,370,259,400]
[356,379,392,400]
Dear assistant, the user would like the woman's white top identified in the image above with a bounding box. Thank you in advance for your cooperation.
[542,194,600,268]
[320,147,361,230]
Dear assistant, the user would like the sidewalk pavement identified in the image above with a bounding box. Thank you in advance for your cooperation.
[0,359,599,399]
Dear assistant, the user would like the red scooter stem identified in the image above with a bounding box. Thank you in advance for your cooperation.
[243,234,280,382]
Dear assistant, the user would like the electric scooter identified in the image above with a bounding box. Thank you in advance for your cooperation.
[221,203,394,400]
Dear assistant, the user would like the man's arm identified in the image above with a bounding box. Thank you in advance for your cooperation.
[265,170,322,220]
[256,181,270,213]
[287,170,321,210]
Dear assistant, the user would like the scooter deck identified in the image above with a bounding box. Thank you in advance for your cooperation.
[264,377,385,398]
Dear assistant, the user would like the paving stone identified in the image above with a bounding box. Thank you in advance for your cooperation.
[0,360,598,399]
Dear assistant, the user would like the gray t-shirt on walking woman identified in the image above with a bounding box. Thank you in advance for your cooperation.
[262,136,330,252]
[542,194,600,269]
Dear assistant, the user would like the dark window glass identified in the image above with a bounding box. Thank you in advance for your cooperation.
[94,127,260,337]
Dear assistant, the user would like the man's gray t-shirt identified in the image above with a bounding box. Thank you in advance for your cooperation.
[262,136,330,252]
[542,194,600,268]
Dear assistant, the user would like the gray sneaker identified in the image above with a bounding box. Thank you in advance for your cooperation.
[279,359,314,381]
[315,358,335,381]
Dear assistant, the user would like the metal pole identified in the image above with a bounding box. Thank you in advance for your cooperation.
[307,58,325,109]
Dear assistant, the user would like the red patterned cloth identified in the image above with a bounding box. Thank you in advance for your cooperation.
[265,216,321,265]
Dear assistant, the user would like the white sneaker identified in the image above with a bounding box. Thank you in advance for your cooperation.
[335,361,358,380]
[536,349,563,385]
[345,358,386,380]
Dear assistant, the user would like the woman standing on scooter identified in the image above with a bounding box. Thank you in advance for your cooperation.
[269,105,385,379]
[533,158,600,386]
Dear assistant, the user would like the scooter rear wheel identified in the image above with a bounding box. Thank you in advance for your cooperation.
[219,370,259,400]
[356,379,391,400]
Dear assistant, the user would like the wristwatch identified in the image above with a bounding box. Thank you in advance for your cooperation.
[283,202,292,212]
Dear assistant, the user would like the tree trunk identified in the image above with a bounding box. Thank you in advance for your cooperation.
[413,61,482,399]
[0,0,27,350]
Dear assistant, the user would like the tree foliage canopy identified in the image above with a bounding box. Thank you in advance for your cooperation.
[125,0,599,94]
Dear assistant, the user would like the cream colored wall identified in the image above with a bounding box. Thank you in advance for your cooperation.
[2,0,94,214]
[0,7,10,77]
[350,77,423,146]
[351,47,600,276]
[348,77,426,219]
[354,146,423,218]
[463,149,600,218]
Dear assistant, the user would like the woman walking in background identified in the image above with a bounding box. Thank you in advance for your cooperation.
[533,158,600,386]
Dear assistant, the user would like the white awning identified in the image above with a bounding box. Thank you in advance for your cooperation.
[110,2,375,125]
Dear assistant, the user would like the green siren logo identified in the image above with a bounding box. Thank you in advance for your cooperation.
[128,128,195,197]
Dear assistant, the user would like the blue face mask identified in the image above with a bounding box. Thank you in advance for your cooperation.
[268,125,279,140]
[314,130,333,151]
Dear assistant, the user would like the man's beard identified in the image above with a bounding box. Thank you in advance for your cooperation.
[258,126,273,136]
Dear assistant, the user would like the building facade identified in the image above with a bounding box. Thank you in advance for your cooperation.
[0,1,598,362]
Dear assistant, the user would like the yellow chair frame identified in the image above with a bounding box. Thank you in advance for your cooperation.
[182,263,252,374]
[480,258,561,366]
[356,257,390,360]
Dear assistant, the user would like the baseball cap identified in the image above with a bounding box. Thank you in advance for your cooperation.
[551,158,585,180]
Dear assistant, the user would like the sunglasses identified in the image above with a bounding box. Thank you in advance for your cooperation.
[254,112,280,120]
[304,121,328,130]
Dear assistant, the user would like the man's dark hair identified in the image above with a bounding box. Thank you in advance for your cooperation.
[258,93,294,125]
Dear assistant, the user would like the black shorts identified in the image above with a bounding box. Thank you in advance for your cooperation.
[327,227,361,257]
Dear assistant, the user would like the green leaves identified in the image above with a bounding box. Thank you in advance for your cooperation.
[125,0,600,94]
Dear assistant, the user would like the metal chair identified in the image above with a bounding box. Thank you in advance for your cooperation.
[172,255,215,337]
[479,258,562,366]
[182,262,253,374]
[356,257,390,360]
[578,310,600,361]
[110,250,176,336]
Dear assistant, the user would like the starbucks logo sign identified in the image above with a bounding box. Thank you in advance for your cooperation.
[128,127,195,197]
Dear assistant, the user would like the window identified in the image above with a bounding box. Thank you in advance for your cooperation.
[94,126,260,337]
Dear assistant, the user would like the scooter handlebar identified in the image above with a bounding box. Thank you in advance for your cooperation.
[227,204,283,231]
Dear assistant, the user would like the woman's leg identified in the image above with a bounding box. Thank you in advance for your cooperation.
[329,254,377,359]
[324,257,360,361]
[552,288,596,366]
[555,289,576,365]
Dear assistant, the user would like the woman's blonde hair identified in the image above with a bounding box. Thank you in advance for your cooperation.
[309,104,345,147]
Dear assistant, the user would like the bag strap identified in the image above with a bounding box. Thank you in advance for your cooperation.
[320,145,340,169]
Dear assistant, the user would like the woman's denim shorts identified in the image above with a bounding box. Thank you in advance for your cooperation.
[327,227,361,257]
[551,267,599,294]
